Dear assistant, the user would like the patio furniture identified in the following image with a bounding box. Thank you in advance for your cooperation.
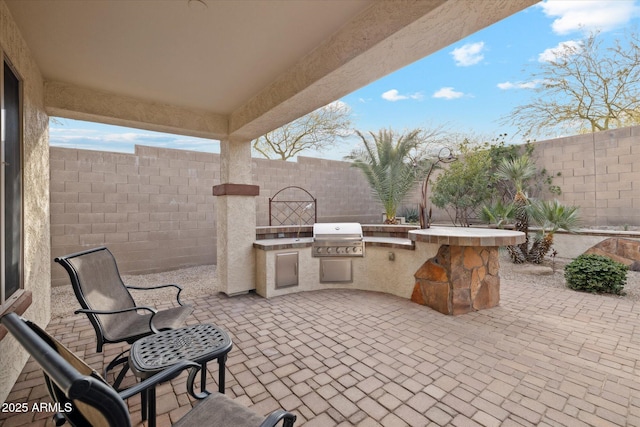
[129,324,233,423]
[54,246,193,385]
[0,313,297,427]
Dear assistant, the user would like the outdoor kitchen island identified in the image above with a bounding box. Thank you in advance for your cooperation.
[254,224,435,300]
[254,225,524,315]
[409,227,525,315]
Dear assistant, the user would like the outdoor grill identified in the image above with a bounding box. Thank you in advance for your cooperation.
[312,222,364,257]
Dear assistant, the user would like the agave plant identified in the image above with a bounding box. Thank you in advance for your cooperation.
[480,200,516,229]
[527,199,580,263]
[495,155,537,263]
[346,129,423,224]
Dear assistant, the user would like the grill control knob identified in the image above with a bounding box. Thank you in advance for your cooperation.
[327,248,333,254]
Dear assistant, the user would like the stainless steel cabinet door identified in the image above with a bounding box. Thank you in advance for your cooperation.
[276,252,298,288]
[320,259,352,283]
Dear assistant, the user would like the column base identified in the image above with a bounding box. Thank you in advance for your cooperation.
[411,245,500,315]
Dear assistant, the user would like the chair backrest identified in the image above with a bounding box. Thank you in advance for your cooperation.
[55,247,138,348]
[0,312,131,427]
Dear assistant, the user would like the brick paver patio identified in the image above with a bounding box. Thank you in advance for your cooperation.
[1,277,639,426]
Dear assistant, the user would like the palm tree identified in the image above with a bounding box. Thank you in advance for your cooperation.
[527,199,580,263]
[495,155,537,263]
[346,129,423,224]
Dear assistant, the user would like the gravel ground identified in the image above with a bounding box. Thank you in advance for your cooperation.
[499,253,640,302]
[51,264,218,319]
[51,254,640,319]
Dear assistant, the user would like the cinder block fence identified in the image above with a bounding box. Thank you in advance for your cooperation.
[49,145,381,286]
[50,127,640,285]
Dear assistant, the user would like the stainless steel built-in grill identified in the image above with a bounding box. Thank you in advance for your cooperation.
[312,222,364,257]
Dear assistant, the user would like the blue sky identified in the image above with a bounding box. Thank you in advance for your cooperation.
[50,0,640,160]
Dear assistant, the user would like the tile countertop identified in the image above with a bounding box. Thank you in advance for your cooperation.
[409,226,525,247]
[253,236,414,251]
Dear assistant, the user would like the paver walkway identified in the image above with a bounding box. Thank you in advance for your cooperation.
[1,278,639,426]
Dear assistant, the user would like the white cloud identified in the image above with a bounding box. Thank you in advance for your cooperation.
[450,42,485,66]
[538,40,583,62]
[49,119,217,153]
[322,100,351,114]
[497,80,541,90]
[539,0,640,34]
[432,87,464,100]
[381,89,424,102]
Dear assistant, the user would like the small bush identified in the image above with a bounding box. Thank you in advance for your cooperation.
[564,254,628,295]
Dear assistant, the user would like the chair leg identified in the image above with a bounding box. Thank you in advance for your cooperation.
[112,362,130,390]
[103,349,129,390]
[186,367,209,400]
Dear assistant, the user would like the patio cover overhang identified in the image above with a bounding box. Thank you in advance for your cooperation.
[4,0,538,293]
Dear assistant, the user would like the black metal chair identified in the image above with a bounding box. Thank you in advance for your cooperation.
[54,246,194,385]
[1,313,297,427]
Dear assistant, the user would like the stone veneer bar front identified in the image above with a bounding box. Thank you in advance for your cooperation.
[409,227,525,315]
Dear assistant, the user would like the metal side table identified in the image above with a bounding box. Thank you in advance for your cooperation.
[129,323,233,427]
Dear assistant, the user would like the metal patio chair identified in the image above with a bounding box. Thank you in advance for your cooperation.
[54,246,194,386]
[1,313,297,427]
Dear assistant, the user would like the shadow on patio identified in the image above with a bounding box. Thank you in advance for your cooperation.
[1,278,639,427]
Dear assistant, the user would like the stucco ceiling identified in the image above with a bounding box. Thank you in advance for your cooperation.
[5,0,538,140]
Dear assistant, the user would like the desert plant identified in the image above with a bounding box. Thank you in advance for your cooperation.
[528,199,580,263]
[480,200,515,229]
[431,141,495,226]
[399,206,420,224]
[495,155,537,263]
[346,129,425,224]
[564,254,627,295]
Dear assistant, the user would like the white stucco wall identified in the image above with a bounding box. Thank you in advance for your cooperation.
[0,0,51,404]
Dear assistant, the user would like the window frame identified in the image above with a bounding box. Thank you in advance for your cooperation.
[0,53,26,315]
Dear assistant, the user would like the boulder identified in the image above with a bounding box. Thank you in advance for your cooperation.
[517,264,554,276]
[584,238,640,270]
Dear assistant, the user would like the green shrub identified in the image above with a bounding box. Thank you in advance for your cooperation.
[564,254,628,295]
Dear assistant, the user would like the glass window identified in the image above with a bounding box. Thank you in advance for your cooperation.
[1,59,22,304]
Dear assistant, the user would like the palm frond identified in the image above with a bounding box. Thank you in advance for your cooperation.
[346,129,423,219]
[529,199,581,233]
[495,155,537,193]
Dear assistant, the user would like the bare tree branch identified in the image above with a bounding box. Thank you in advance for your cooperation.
[502,30,640,138]
[252,101,352,160]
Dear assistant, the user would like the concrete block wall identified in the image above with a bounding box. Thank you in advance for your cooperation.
[50,145,219,286]
[50,127,639,283]
[533,126,640,227]
[50,145,382,285]
[254,156,381,225]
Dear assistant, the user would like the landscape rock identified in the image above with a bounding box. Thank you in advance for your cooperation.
[517,264,554,276]
[584,238,640,267]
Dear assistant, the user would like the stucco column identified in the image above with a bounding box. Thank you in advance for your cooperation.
[213,138,259,295]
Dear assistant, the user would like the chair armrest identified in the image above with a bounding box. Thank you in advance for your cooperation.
[74,306,157,316]
[119,360,200,400]
[74,306,161,333]
[126,284,188,306]
[259,410,297,427]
